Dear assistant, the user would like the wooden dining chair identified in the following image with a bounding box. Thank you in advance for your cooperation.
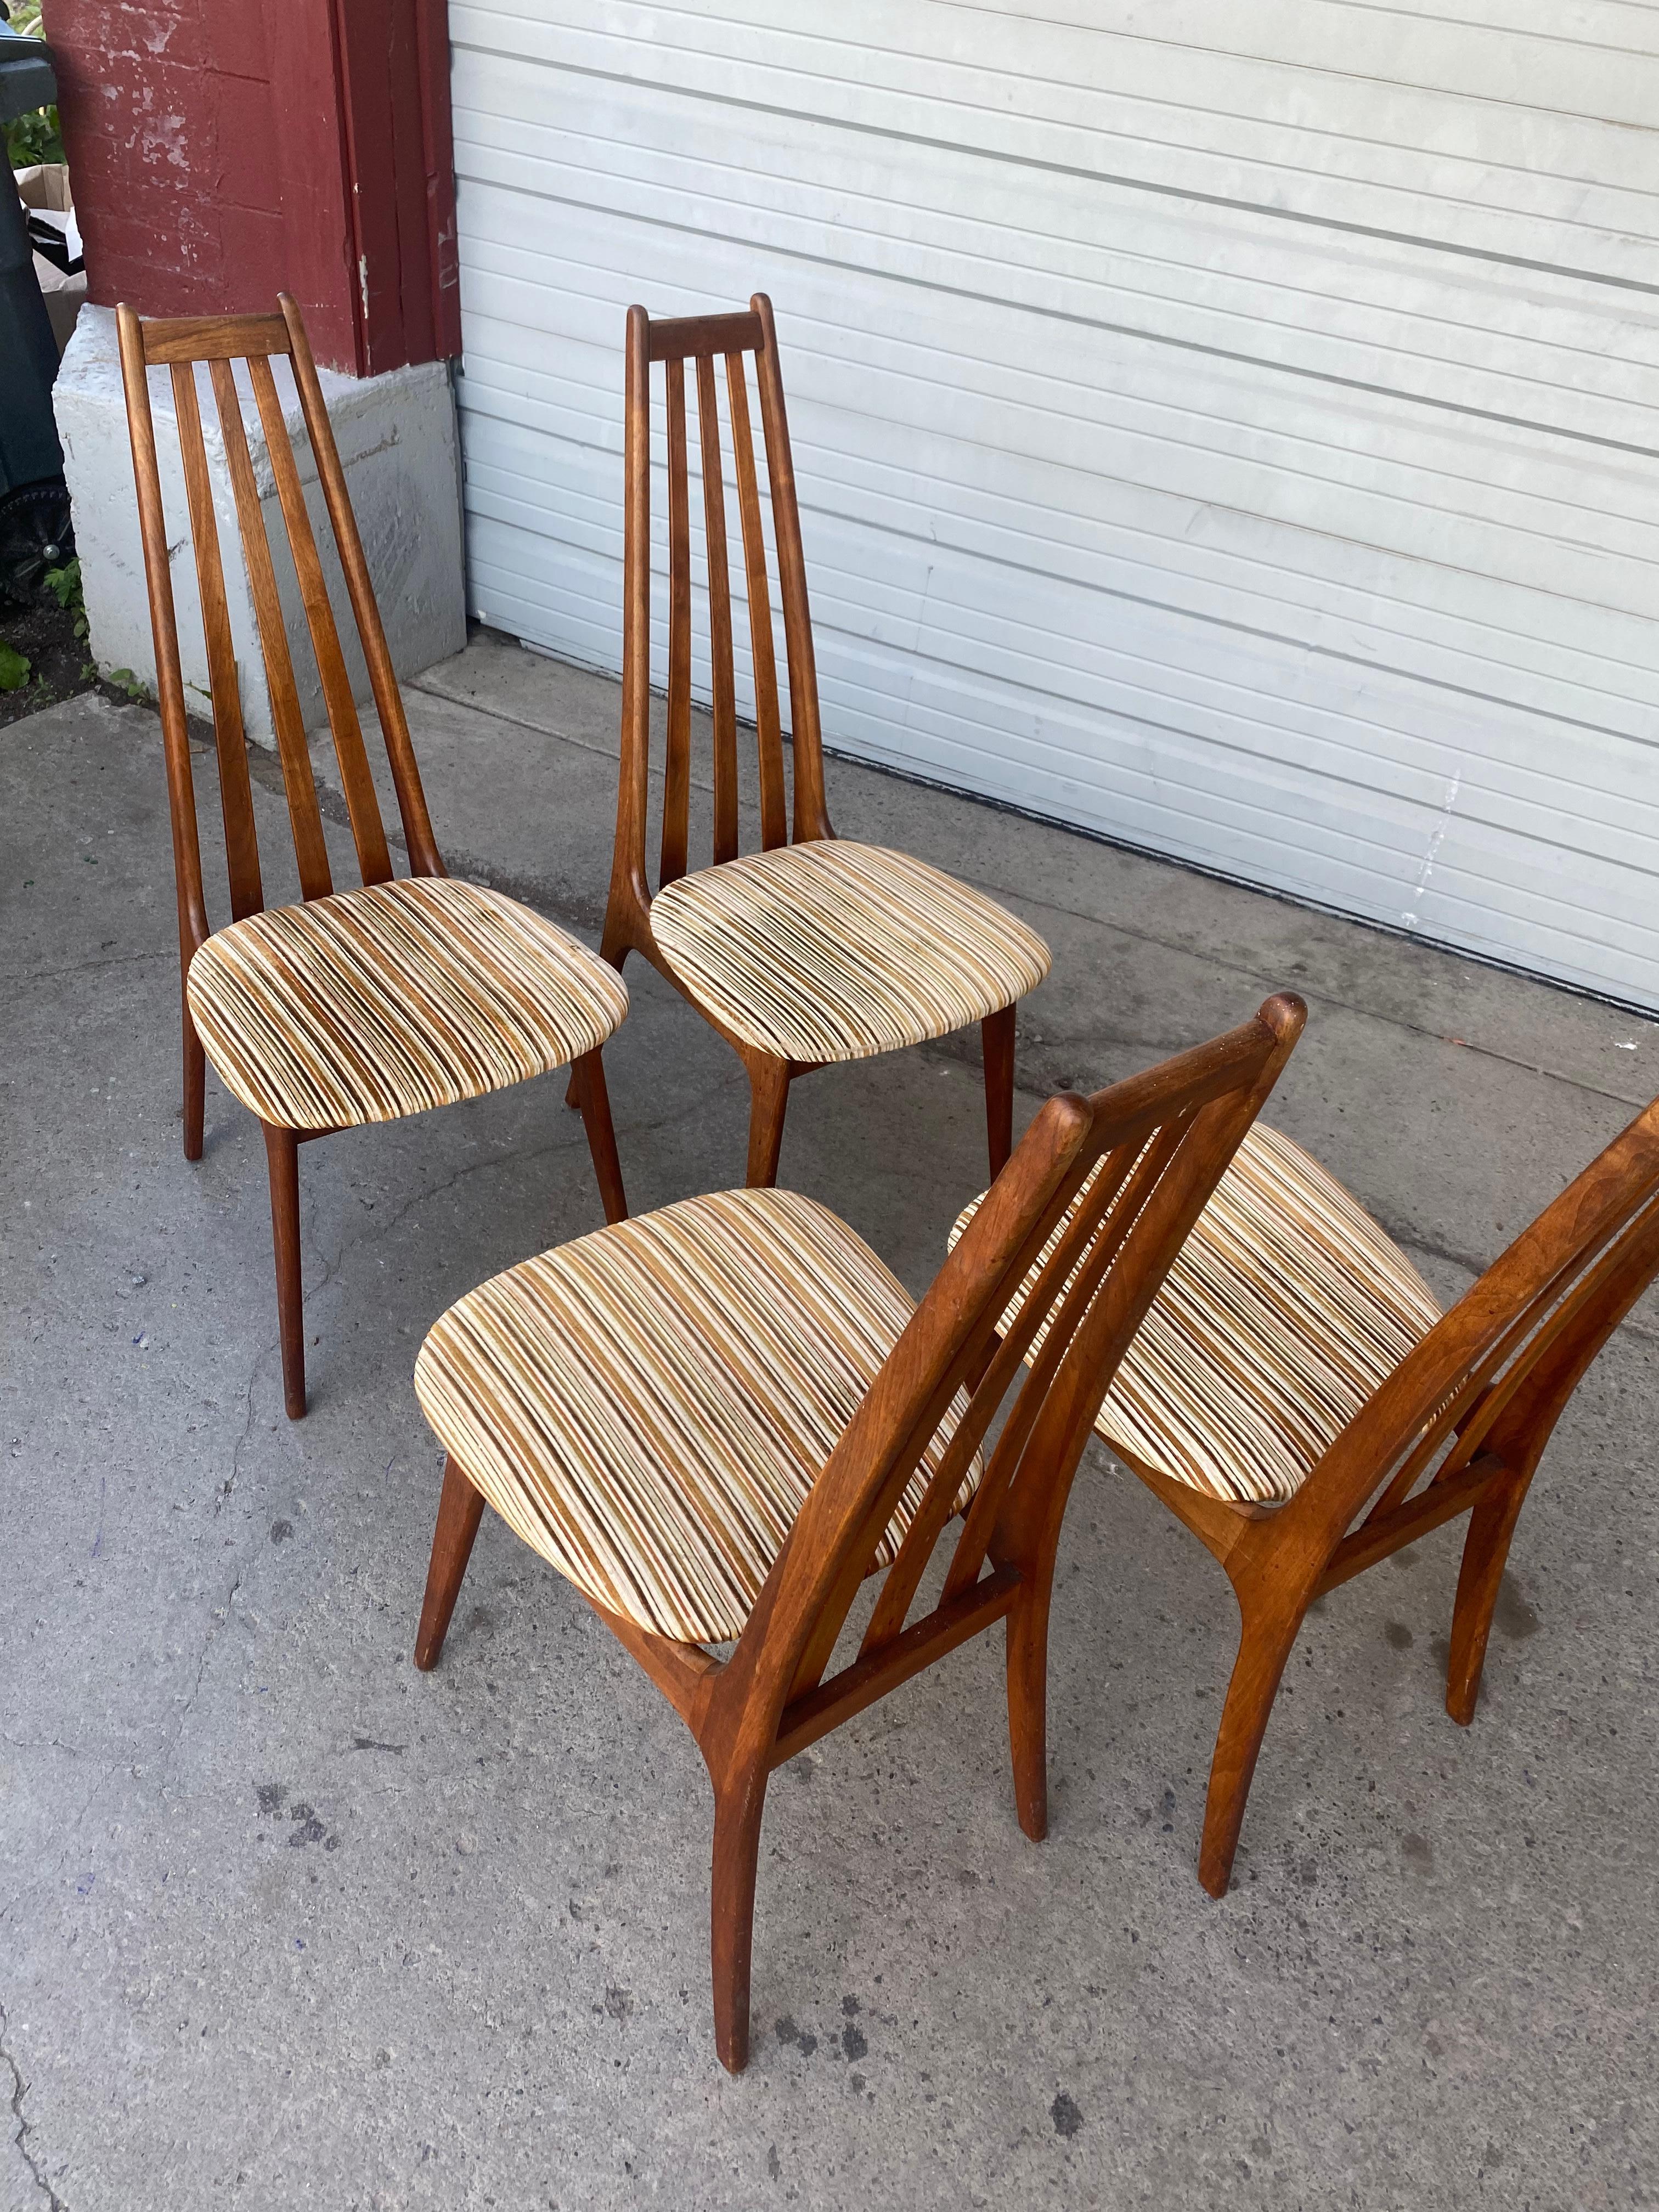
[410,993,1305,2068]
[116,295,631,1420]
[591,293,1052,1188]
[954,1091,1659,1898]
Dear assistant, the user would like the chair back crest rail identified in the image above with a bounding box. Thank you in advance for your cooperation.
[690,992,1307,1770]
[611,295,833,931]
[115,295,443,960]
[1268,1095,1659,1592]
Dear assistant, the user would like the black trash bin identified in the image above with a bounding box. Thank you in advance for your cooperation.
[1,14,74,601]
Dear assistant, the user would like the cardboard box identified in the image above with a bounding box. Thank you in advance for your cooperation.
[14,161,83,354]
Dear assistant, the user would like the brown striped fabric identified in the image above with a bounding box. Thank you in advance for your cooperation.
[952,1125,1441,1506]
[186,877,629,1131]
[650,840,1051,1063]
[414,1188,980,1644]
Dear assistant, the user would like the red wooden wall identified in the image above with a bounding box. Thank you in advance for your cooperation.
[47,0,459,375]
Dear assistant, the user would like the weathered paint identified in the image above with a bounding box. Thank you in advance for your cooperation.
[48,0,459,374]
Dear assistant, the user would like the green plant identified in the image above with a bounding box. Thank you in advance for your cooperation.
[43,555,87,640]
[105,667,150,704]
[0,641,31,691]
[5,2,65,172]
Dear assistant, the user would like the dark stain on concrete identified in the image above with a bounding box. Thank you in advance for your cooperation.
[288,1803,326,1848]
[1495,1573,1539,1641]
[1402,1831,1434,1874]
[775,2016,818,2057]
[1052,2091,1083,2137]
[1385,1621,1414,1650]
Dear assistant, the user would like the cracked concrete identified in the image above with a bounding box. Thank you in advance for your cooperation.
[2,638,1657,2210]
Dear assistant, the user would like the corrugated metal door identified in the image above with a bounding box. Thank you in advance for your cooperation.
[449,1,1659,1009]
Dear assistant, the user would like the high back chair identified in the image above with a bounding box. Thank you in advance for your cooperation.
[117,296,631,1419]
[956,1091,1659,1897]
[594,294,1053,1188]
[411,992,1305,2068]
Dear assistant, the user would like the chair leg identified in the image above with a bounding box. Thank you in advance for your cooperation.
[982,1005,1015,1181]
[569,1048,629,1224]
[1005,1578,1052,1842]
[182,1003,205,1163]
[744,1056,792,1189]
[262,1121,306,1421]
[1198,1599,1302,1898]
[1446,1477,1530,1726]
[709,1760,769,2073]
[414,1455,487,1671]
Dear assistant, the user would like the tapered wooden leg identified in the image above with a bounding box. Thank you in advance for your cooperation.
[982,1005,1015,1181]
[744,1056,791,1189]
[709,1763,768,2073]
[1198,1602,1301,1898]
[182,1003,205,1163]
[1446,1477,1530,1726]
[262,1121,306,1421]
[414,1455,487,1671]
[1005,1581,1051,1842]
[570,1048,629,1224]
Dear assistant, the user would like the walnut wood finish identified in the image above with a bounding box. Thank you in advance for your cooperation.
[116,297,630,1418]
[416,994,1306,2069]
[1115,1088,1659,1899]
[594,294,1032,1190]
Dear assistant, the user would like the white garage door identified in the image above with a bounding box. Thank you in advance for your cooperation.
[449,1,1659,1011]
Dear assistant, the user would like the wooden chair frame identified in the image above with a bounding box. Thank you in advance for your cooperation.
[116,296,629,1418]
[415,993,1306,2069]
[1122,1090,1659,1898]
[593,294,1021,1188]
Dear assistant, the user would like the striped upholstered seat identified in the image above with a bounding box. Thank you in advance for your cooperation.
[187,876,630,1132]
[650,841,1052,1064]
[953,1124,1441,1506]
[414,1187,979,1644]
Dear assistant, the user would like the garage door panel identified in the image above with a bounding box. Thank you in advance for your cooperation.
[452,3,1659,1008]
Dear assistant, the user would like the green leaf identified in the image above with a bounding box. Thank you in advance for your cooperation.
[0,642,32,692]
[43,556,81,613]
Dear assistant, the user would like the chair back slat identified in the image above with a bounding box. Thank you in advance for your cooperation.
[752,295,831,846]
[279,297,442,877]
[116,295,446,953]
[206,357,334,902]
[856,1128,1154,1657]
[1290,1094,1659,1558]
[661,356,692,889]
[1366,1176,1659,1533]
[168,362,263,922]
[724,352,788,850]
[697,353,740,865]
[246,355,393,887]
[616,297,829,904]
[750,997,1306,1714]
[115,305,211,961]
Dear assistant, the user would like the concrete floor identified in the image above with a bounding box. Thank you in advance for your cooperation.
[3,633,1657,2211]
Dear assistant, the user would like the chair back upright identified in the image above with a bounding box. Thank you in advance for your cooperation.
[115,295,442,963]
[719,994,1308,1743]
[1282,1090,1659,1580]
[614,295,832,916]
